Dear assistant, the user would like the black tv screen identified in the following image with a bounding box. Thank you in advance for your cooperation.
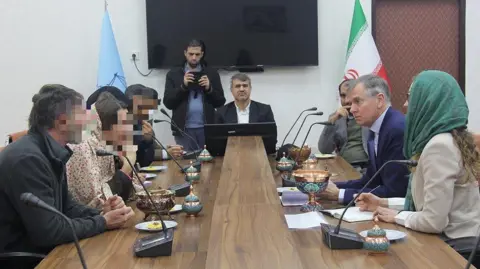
[145,0,318,69]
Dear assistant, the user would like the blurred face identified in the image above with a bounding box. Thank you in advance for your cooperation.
[347,83,387,127]
[184,46,203,68]
[231,79,251,102]
[58,103,87,144]
[132,95,157,118]
[339,82,350,107]
[103,109,133,147]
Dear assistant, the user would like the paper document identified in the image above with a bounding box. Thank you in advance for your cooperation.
[280,191,308,207]
[284,212,328,229]
[321,207,373,222]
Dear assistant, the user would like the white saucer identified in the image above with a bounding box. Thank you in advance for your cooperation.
[359,229,407,241]
[315,153,335,159]
[170,204,182,213]
[277,187,299,193]
[135,220,178,232]
[142,173,157,179]
[139,165,168,172]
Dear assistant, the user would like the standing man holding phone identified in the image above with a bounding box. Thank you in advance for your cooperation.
[163,39,226,151]
[318,79,369,166]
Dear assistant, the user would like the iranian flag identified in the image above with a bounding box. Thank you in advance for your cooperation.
[343,0,389,85]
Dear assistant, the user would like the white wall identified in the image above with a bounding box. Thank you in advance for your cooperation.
[1,0,478,149]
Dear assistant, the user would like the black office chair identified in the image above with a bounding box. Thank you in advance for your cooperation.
[0,252,46,269]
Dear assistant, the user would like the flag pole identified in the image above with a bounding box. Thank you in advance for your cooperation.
[104,0,108,11]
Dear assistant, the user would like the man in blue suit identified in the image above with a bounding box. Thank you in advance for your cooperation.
[318,74,409,205]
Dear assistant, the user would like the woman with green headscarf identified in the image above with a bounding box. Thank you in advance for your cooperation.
[356,70,480,262]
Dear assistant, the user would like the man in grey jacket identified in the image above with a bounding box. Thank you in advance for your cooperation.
[318,80,369,166]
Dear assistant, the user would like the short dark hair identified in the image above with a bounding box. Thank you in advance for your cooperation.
[29,84,84,130]
[185,39,207,66]
[338,79,351,92]
[86,86,130,109]
[95,92,128,131]
[230,73,251,87]
[125,84,159,101]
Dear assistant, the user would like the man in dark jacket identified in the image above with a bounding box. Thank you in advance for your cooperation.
[215,73,277,154]
[0,85,134,269]
[163,39,226,151]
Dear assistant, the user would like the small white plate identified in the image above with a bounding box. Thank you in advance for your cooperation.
[139,165,168,172]
[359,229,407,241]
[142,173,157,179]
[315,153,335,159]
[170,204,182,213]
[135,220,178,232]
[277,187,299,193]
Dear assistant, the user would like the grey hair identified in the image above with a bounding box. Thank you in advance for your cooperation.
[349,74,391,104]
[230,73,251,88]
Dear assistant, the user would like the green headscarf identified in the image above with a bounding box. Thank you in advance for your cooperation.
[403,70,469,211]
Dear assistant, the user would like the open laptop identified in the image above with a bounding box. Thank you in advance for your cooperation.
[204,122,277,156]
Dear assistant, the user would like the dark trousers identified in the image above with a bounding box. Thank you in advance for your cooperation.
[174,127,205,152]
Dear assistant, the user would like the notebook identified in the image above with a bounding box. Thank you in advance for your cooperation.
[321,207,373,222]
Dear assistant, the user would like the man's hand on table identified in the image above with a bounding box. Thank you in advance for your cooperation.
[101,195,126,214]
[103,206,135,230]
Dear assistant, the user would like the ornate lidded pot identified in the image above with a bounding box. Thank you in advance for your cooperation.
[182,186,203,217]
[363,218,390,254]
[198,145,213,162]
[185,161,201,184]
[291,169,330,212]
[135,189,175,221]
[276,152,294,174]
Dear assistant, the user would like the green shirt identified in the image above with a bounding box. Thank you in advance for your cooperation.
[340,118,368,163]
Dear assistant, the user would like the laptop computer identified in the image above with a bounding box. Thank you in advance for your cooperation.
[204,122,277,156]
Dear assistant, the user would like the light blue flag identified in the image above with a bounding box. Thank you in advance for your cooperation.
[97,10,126,91]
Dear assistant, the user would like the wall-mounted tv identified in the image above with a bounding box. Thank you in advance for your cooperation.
[146,0,318,69]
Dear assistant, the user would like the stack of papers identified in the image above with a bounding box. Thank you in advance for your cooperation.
[284,212,328,229]
[280,191,308,207]
[321,207,373,222]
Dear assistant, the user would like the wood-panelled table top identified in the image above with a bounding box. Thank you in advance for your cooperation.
[37,136,471,269]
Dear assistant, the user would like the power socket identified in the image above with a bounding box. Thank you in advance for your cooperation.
[131,51,140,61]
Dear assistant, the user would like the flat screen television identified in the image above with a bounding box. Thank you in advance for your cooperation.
[145,0,318,69]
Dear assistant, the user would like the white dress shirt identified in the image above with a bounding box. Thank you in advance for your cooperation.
[338,106,390,203]
[235,101,251,124]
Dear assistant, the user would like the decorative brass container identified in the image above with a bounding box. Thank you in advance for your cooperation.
[182,186,203,217]
[288,145,312,166]
[276,152,294,175]
[291,169,330,212]
[363,218,390,254]
[185,161,201,184]
[198,145,214,162]
[135,189,175,221]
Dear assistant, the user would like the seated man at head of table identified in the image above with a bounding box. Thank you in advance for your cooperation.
[318,74,410,205]
[0,84,135,269]
[318,79,369,168]
[215,73,277,154]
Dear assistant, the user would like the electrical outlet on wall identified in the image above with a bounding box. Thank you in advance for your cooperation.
[131,51,140,61]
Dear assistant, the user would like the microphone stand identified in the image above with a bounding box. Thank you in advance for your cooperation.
[280,107,317,147]
[20,193,88,269]
[160,108,202,153]
[465,231,480,269]
[321,159,417,249]
[294,121,332,165]
[150,133,200,173]
[153,119,200,161]
[291,111,323,146]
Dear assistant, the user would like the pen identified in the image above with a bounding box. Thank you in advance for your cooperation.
[368,185,380,193]
[353,185,380,201]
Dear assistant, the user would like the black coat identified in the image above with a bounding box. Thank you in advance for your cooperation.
[163,66,226,136]
[215,100,277,154]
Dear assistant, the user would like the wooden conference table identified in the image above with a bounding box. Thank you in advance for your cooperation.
[37,136,472,269]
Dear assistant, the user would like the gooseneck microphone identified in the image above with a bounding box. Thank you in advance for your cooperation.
[20,193,88,269]
[294,121,333,164]
[465,230,480,269]
[159,108,202,152]
[96,149,174,256]
[291,111,324,146]
[153,119,200,161]
[280,107,317,147]
[320,159,418,250]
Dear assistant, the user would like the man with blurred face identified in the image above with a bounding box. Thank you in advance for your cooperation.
[0,85,134,269]
[317,74,409,206]
[215,73,277,154]
[163,39,226,152]
[318,79,369,166]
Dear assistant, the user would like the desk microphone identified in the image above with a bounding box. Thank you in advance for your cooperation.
[20,193,88,269]
[294,121,333,164]
[280,107,317,147]
[291,111,324,146]
[153,119,200,161]
[95,149,174,256]
[320,159,418,250]
[159,108,202,153]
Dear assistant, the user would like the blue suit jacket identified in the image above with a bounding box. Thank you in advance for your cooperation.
[336,107,409,204]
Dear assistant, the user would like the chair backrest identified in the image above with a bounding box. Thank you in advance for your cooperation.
[7,130,27,144]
